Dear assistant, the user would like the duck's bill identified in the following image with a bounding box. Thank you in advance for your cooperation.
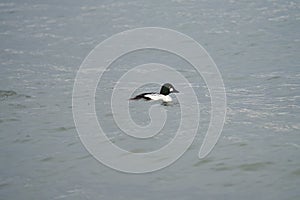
[173,89,179,93]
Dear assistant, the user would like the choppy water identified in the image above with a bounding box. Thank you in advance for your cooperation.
[1,0,299,199]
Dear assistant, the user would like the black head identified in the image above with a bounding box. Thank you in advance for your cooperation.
[159,83,179,95]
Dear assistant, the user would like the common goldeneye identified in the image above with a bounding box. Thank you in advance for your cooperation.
[130,83,179,102]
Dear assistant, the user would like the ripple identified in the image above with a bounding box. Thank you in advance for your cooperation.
[52,126,75,132]
[263,122,292,132]
[0,179,10,189]
[76,154,92,160]
[0,90,31,101]
[291,168,300,176]
[0,90,17,98]
[13,136,32,144]
[266,75,281,80]
[193,158,214,167]
[0,118,19,123]
[238,161,274,171]
[40,156,54,162]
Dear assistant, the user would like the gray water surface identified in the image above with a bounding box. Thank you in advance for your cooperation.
[1,0,299,199]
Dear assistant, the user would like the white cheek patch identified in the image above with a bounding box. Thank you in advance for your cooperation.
[170,88,173,92]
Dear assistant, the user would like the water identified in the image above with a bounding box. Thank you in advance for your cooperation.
[0,0,299,199]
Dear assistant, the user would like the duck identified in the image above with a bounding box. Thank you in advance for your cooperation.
[130,83,179,102]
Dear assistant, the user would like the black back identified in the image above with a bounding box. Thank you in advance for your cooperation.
[130,92,153,101]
